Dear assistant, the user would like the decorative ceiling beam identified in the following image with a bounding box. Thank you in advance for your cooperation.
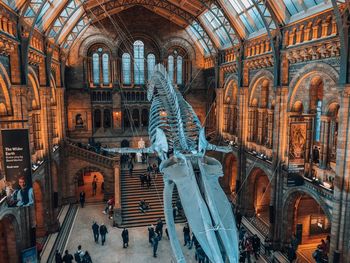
[251,0,281,88]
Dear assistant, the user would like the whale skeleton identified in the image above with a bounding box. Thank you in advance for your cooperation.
[104,64,239,263]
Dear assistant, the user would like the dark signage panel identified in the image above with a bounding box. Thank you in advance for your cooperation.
[2,129,32,187]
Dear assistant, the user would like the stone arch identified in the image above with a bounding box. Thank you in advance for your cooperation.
[79,34,117,57]
[33,181,46,237]
[243,167,272,218]
[288,63,339,112]
[0,213,21,263]
[249,70,274,108]
[0,62,12,115]
[281,187,332,243]
[222,152,239,195]
[161,37,196,61]
[27,67,41,110]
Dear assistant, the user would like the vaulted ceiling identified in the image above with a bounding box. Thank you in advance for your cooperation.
[2,0,335,54]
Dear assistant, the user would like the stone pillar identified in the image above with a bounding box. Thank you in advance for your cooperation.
[248,108,254,142]
[113,161,122,226]
[257,109,264,144]
[216,89,224,135]
[329,86,350,263]
[320,116,330,169]
[267,109,274,148]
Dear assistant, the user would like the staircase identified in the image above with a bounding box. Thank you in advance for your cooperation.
[120,168,186,227]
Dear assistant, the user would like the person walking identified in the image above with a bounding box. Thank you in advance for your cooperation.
[74,245,83,263]
[82,251,92,263]
[148,225,155,244]
[62,250,73,263]
[155,218,163,240]
[183,224,191,248]
[55,250,62,263]
[128,161,134,177]
[79,191,86,208]
[99,223,108,245]
[92,176,97,196]
[152,233,160,258]
[140,174,145,188]
[122,228,129,248]
[92,221,99,243]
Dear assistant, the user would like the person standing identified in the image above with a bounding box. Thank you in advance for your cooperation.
[122,228,129,248]
[92,176,97,196]
[128,161,134,177]
[146,173,151,189]
[155,218,163,240]
[152,233,160,258]
[79,191,86,208]
[74,245,83,263]
[62,250,73,263]
[236,209,242,229]
[183,224,191,247]
[99,223,108,245]
[92,221,99,243]
[55,250,62,263]
[148,225,155,244]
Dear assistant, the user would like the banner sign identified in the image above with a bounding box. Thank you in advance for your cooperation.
[288,122,307,186]
[21,246,37,263]
[2,129,32,188]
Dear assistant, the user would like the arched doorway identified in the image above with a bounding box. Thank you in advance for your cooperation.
[0,215,19,263]
[244,168,271,230]
[283,191,331,261]
[33,181,46,237]
[76,167,105,203]
[222,153,238,198]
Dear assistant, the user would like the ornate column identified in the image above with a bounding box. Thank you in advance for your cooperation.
[113,159,122,226]
[330,86,350,262]
[319,116,331,169]
[267,109,274,148]
[216,89,224,135]
[257,108,264,144]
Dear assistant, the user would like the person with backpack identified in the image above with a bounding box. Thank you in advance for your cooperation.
[99,223,108,245]
[74,245,83,263]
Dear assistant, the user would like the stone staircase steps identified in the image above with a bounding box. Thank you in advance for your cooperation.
[120,168,186,228]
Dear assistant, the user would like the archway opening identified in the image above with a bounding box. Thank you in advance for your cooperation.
[76,169,105,203]
[284,192,331,262]
[222,153,238,199]
[253,172,271,225]
[0,216,18,263]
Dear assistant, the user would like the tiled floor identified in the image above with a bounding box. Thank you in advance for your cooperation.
[65,203,198,263]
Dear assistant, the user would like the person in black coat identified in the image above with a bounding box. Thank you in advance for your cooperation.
[62,250,73,263]
[99,224,108,245]
[148,225,155,244]
[79,191,86,208]
[183,224,191,247]
[155,218,163,240]
[122,228,129,248]
[152,233,160,258]
[92,221,99,243]
[55,250,62,263]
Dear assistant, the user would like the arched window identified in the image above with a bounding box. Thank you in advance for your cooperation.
[92,53,100,85]
[134,40,144,85]
[315,100,322,142]
[102,53,110,85]
[168,55,174,83]
[122,53,131,85]
[176,56,183,85]
[147,53,156,81]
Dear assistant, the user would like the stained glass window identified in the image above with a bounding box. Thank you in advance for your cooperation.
[102,53,109,85]
[168,55,174,83]
[147,53,156,81]
[134,40,144,85]
[92,53,99,85]
[176,56,183,85]
[122,53,131,85]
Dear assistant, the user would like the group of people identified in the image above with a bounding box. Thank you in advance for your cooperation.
[148,218,166,258]
[91,221,109,245]
[312,236,331,263]
[238,229,262,263]
[55,246,92,263]
[139,173,152,189]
